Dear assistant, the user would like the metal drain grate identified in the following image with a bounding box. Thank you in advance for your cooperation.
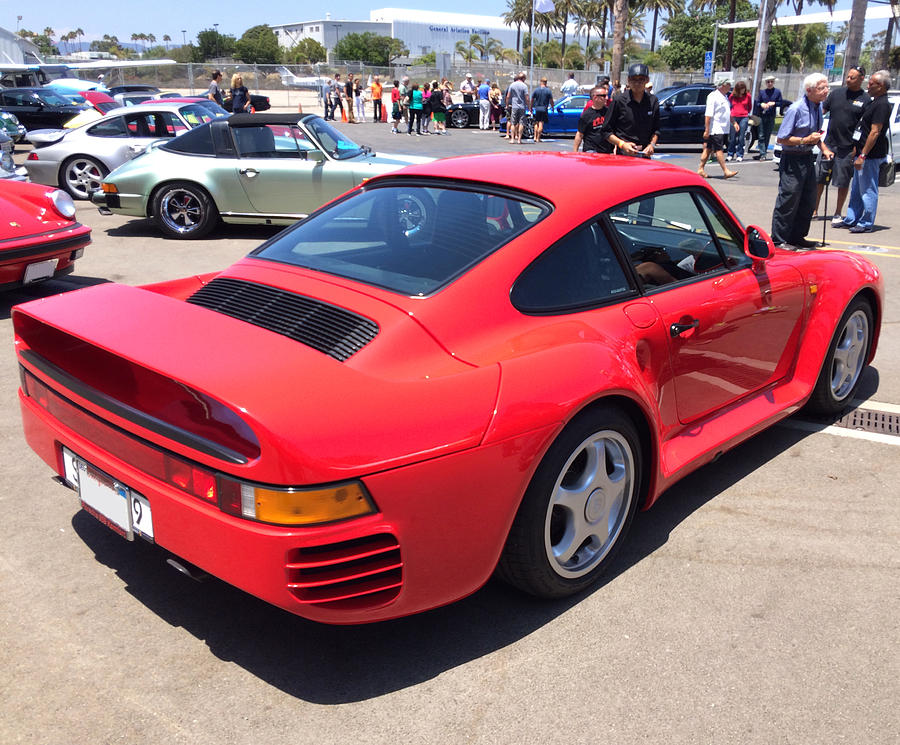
[830,408,900,437]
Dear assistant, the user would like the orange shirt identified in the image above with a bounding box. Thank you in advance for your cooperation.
[372,81,383,100]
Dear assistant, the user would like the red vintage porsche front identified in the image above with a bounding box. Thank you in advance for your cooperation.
[0,181,90,289]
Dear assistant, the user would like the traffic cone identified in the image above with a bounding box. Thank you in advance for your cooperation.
[381,100,387,122]
[341,106,347,123]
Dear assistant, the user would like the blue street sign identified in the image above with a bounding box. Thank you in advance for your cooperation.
[704,51,713,77]
[825,43,836,70]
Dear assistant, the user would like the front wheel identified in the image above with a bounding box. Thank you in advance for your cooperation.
[497,406,642,598]
[450,108,470,129]
[61,156,107,200]
[522,117,535,141]
[806,297,874,415]
[152,182,219,239]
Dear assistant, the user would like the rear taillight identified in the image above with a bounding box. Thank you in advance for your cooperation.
[27,152,38,160]
[23,368,375,527]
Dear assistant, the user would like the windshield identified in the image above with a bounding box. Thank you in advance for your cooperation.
[36,90,73,106]
[304,116,365,160]
[252,183,549,295]
[179,104,225,127]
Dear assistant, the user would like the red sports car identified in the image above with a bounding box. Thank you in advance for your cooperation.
[1,181,90,290]
[13,154,882,624]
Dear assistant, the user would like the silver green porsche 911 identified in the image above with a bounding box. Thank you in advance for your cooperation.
[91,113,433,239]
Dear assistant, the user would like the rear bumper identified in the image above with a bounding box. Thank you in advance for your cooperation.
[0,230,88,288]
[19,382,555,624]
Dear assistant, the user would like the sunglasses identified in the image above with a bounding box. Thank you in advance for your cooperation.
[592,92,608,98]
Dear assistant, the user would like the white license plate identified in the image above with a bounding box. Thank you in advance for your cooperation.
[23,258,57,284]
[62,448,154,541]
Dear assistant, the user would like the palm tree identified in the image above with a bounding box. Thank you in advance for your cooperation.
[485,37,504,61]
[573,0,606,53]
[610,0,627,84]
[640,0,683,52]
[147,33,157,49]
[75,27,84,52]
[553,0,576,60]
[503,0,532,53]
[163,34,171,50]
[584,39,606,70]
[500,47,521,64]
[844,0,867,70]
[454,40,477,63]
[469,33,486,60]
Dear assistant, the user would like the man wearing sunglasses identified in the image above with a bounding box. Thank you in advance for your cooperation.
[573,86,613,153]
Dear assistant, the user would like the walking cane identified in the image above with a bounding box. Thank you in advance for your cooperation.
[820,157,833,247]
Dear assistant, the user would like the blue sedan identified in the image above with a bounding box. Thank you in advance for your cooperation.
[500,94,590,138]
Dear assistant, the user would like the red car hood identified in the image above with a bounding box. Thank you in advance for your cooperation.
[13,274,500,483]
[0,182,87,244]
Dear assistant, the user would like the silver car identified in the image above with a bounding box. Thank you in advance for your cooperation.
[24,102,227,199]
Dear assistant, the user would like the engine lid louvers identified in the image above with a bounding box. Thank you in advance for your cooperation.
[187,277,379,362]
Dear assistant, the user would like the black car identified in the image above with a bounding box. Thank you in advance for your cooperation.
[446,102,481,129]
[0,88,85,130]
[656,84,715,144]
[222,93,271,113]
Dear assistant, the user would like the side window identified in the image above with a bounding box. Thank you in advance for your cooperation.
[87,117,128,138]
[693,192,748,268]
[608,191,727,288]
[233,125,278,157]
[123,113,156,138]
[672,89,697,107]
[697,89,711,106]
[511,222,633,313]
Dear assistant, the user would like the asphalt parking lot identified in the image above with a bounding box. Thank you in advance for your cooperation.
[1,119,898,745]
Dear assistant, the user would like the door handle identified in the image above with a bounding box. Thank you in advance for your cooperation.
[670,319,699,337]
[239,168,259,178]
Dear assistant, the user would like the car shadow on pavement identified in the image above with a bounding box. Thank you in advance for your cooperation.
[103,219,286,242]
[70,422,815,703]
[0,275,110,320]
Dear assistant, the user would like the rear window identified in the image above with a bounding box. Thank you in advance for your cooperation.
[161,123,215,155]
[253,184,550,296]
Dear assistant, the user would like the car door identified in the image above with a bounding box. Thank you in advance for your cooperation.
[606,189,807,424]
[231,123,343,216]
[549,95,590,135]
[0,91,42,129]
[659,88,700,144]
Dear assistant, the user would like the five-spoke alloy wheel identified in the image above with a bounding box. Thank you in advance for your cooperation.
[152,182,219,239]
[61,156,107,200]
[498,406,642,598]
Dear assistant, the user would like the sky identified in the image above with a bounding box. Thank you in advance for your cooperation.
[6,0,890,49]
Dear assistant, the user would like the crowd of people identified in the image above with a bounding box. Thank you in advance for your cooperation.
[307,63,891,244]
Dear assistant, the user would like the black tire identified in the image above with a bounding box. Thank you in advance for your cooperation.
[152,182,219,239]
[60,156,107,200]
[806,297,874,415]
[522,117,535,141]
[497,406,642,598]
[450,108,470,129]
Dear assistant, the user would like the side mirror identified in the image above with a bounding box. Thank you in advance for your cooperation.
[306,150,326,163]
[663,100,674,109]
[744,225,774,262]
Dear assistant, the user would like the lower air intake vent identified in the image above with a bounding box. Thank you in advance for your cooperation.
[286,533,402,610]
[187,277,379,361]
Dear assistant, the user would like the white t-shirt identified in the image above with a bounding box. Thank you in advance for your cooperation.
[705,88,731,135]
[561,78,578,96]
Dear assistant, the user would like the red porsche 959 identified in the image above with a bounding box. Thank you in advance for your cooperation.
[14,153,882,624]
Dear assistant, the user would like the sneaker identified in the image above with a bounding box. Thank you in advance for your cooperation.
[849,225,871,233]
[794,238,819,248]
[831,216,846,228]
[726,155,733,162]
[736,156,743,162]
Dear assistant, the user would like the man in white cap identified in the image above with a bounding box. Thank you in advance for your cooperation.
[755,74,783,160]
[697,76,738,179]
[460,73,475,103]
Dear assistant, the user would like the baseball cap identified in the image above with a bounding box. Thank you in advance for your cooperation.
[627,63,649,78]
[715,75,734,87]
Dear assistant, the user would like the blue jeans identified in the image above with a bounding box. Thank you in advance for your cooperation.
[844,156,885,230]
[759,115,776,156]
[728,117,749,158]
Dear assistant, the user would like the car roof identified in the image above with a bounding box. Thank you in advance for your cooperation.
[226,113,313,127]
[98,102,202,118]
[368,152,705,207]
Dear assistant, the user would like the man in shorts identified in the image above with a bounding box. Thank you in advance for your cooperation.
[573,85,612,153]
[505,72,530,144]
[697,76,738,179]
[814,66,870,226]
[531,77,554,142]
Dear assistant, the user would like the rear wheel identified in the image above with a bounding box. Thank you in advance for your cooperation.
[497,406,642,598]
[152,182,219,239]
[61,156,107,200]
[806,297,874,415]
[450,108,470,129]
[522,117,535,141]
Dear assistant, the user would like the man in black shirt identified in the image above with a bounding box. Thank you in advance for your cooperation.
[838,70,892,233]
[602,63,660,157]
[573,85,612,153]
[815,66,870,226]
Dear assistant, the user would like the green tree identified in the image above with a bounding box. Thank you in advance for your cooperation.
[415,51,437,65]
[503,0,532,53]
[333,32,406,65]
[286,38,327,64]
[197,28,235,60]
[235,24,280,64]
[20,29,58,56]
